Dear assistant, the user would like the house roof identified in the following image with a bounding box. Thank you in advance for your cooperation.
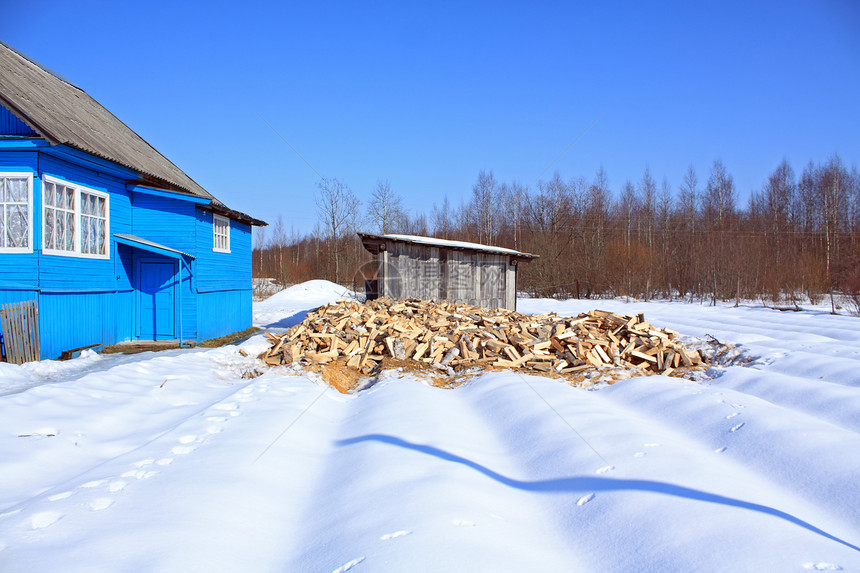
[0,41,265,227]
[357,232,539,260]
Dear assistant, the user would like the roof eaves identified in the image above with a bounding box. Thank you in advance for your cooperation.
[0,93,60,145]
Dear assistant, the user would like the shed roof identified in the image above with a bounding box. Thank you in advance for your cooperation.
[0,41,265,227]
[357,232,538,260]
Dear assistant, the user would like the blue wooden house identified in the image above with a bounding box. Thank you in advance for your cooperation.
[0,42,265,360]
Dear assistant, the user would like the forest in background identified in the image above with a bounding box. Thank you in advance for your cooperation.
[253,155,860,310]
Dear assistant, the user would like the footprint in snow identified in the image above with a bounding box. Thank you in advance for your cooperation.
[48,491,73,502]
[633,452,646,458]
[121,470,158,480]
[207,416,228,422]
[108,481,126,493]
[156,458,173,466]
[595,465,614,474]
[133,459,154,468]
[715,447,727,454]
[88,498,113,511]
[380,530,411,541]
[729,422,745,433]
[80,479,108,489]
[212,403,239,412]
[206,425,222,434]
[802,563,843,571]
[331,557,365,573]
[30,512,62,529]
[171,445,196,455]
[576,493,595,506]
[725,412,740,419]
[178,435,199,444]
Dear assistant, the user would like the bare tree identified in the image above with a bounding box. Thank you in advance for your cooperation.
[818,155,848,285]
[316,178,361,283]
[677,165,700,300]
[703,159,737,303]
[431,196,453,238]
[764,159,796,268]
[471,170,497,244]
[254,226,267,277]
[404,212,429,236]
[366,179,406,234]
[271,216,288,284]
[704,159,736,230]
[617,180,638,298]
[658,178,674,298]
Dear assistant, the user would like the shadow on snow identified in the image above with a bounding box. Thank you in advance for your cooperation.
[336,433,859,553]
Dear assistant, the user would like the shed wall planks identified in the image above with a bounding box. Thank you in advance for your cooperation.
[377,240,517,310]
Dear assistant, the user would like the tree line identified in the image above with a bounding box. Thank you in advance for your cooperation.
[254,155,860,307]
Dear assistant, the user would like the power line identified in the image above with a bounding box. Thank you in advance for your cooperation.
[255,111,327,183]
[530,112,605,187]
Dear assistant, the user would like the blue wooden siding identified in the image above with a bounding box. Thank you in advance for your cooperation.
[132,194,196,252]
[197,289,252,341]
[194,210,252,292]
[0,104,37,136]
[0,145,137,358]
[131,193,198,341]
[194,209,253,339]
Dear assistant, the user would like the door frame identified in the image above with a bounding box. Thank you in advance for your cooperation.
[135,256,178,340]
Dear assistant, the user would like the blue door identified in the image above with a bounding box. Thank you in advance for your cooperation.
[138,259,176,339]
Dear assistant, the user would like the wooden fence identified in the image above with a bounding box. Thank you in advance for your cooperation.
[0,300,41,364]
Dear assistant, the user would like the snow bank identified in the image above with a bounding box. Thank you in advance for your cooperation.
[1,284,858,572]
[253,279,355,329]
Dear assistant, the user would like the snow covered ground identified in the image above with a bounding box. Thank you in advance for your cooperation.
[1,282,859,572]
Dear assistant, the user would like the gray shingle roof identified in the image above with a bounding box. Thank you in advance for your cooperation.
[0,41,264,226]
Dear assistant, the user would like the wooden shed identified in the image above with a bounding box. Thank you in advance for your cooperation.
[357,233,537,311]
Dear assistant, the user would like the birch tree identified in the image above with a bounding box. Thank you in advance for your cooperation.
[366,179,406,235]
[316,178,360,283]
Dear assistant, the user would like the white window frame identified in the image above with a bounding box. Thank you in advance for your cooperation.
[42,175,110,260]
[0,172,33,254]
[213,214,230,253]
[80,189,109,257]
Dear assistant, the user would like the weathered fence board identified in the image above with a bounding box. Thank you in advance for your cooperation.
[0,300,41,364]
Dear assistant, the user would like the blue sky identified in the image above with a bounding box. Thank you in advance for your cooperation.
[3,1,858,233]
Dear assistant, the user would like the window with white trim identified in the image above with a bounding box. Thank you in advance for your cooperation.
[213,214,230,253]
[42,176,109,258]
[80,191,107,256]
[0,172,33,253]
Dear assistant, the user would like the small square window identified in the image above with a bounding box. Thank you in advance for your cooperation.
[213,214,230,253]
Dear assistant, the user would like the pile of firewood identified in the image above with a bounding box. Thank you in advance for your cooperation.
[258,298,705,380]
